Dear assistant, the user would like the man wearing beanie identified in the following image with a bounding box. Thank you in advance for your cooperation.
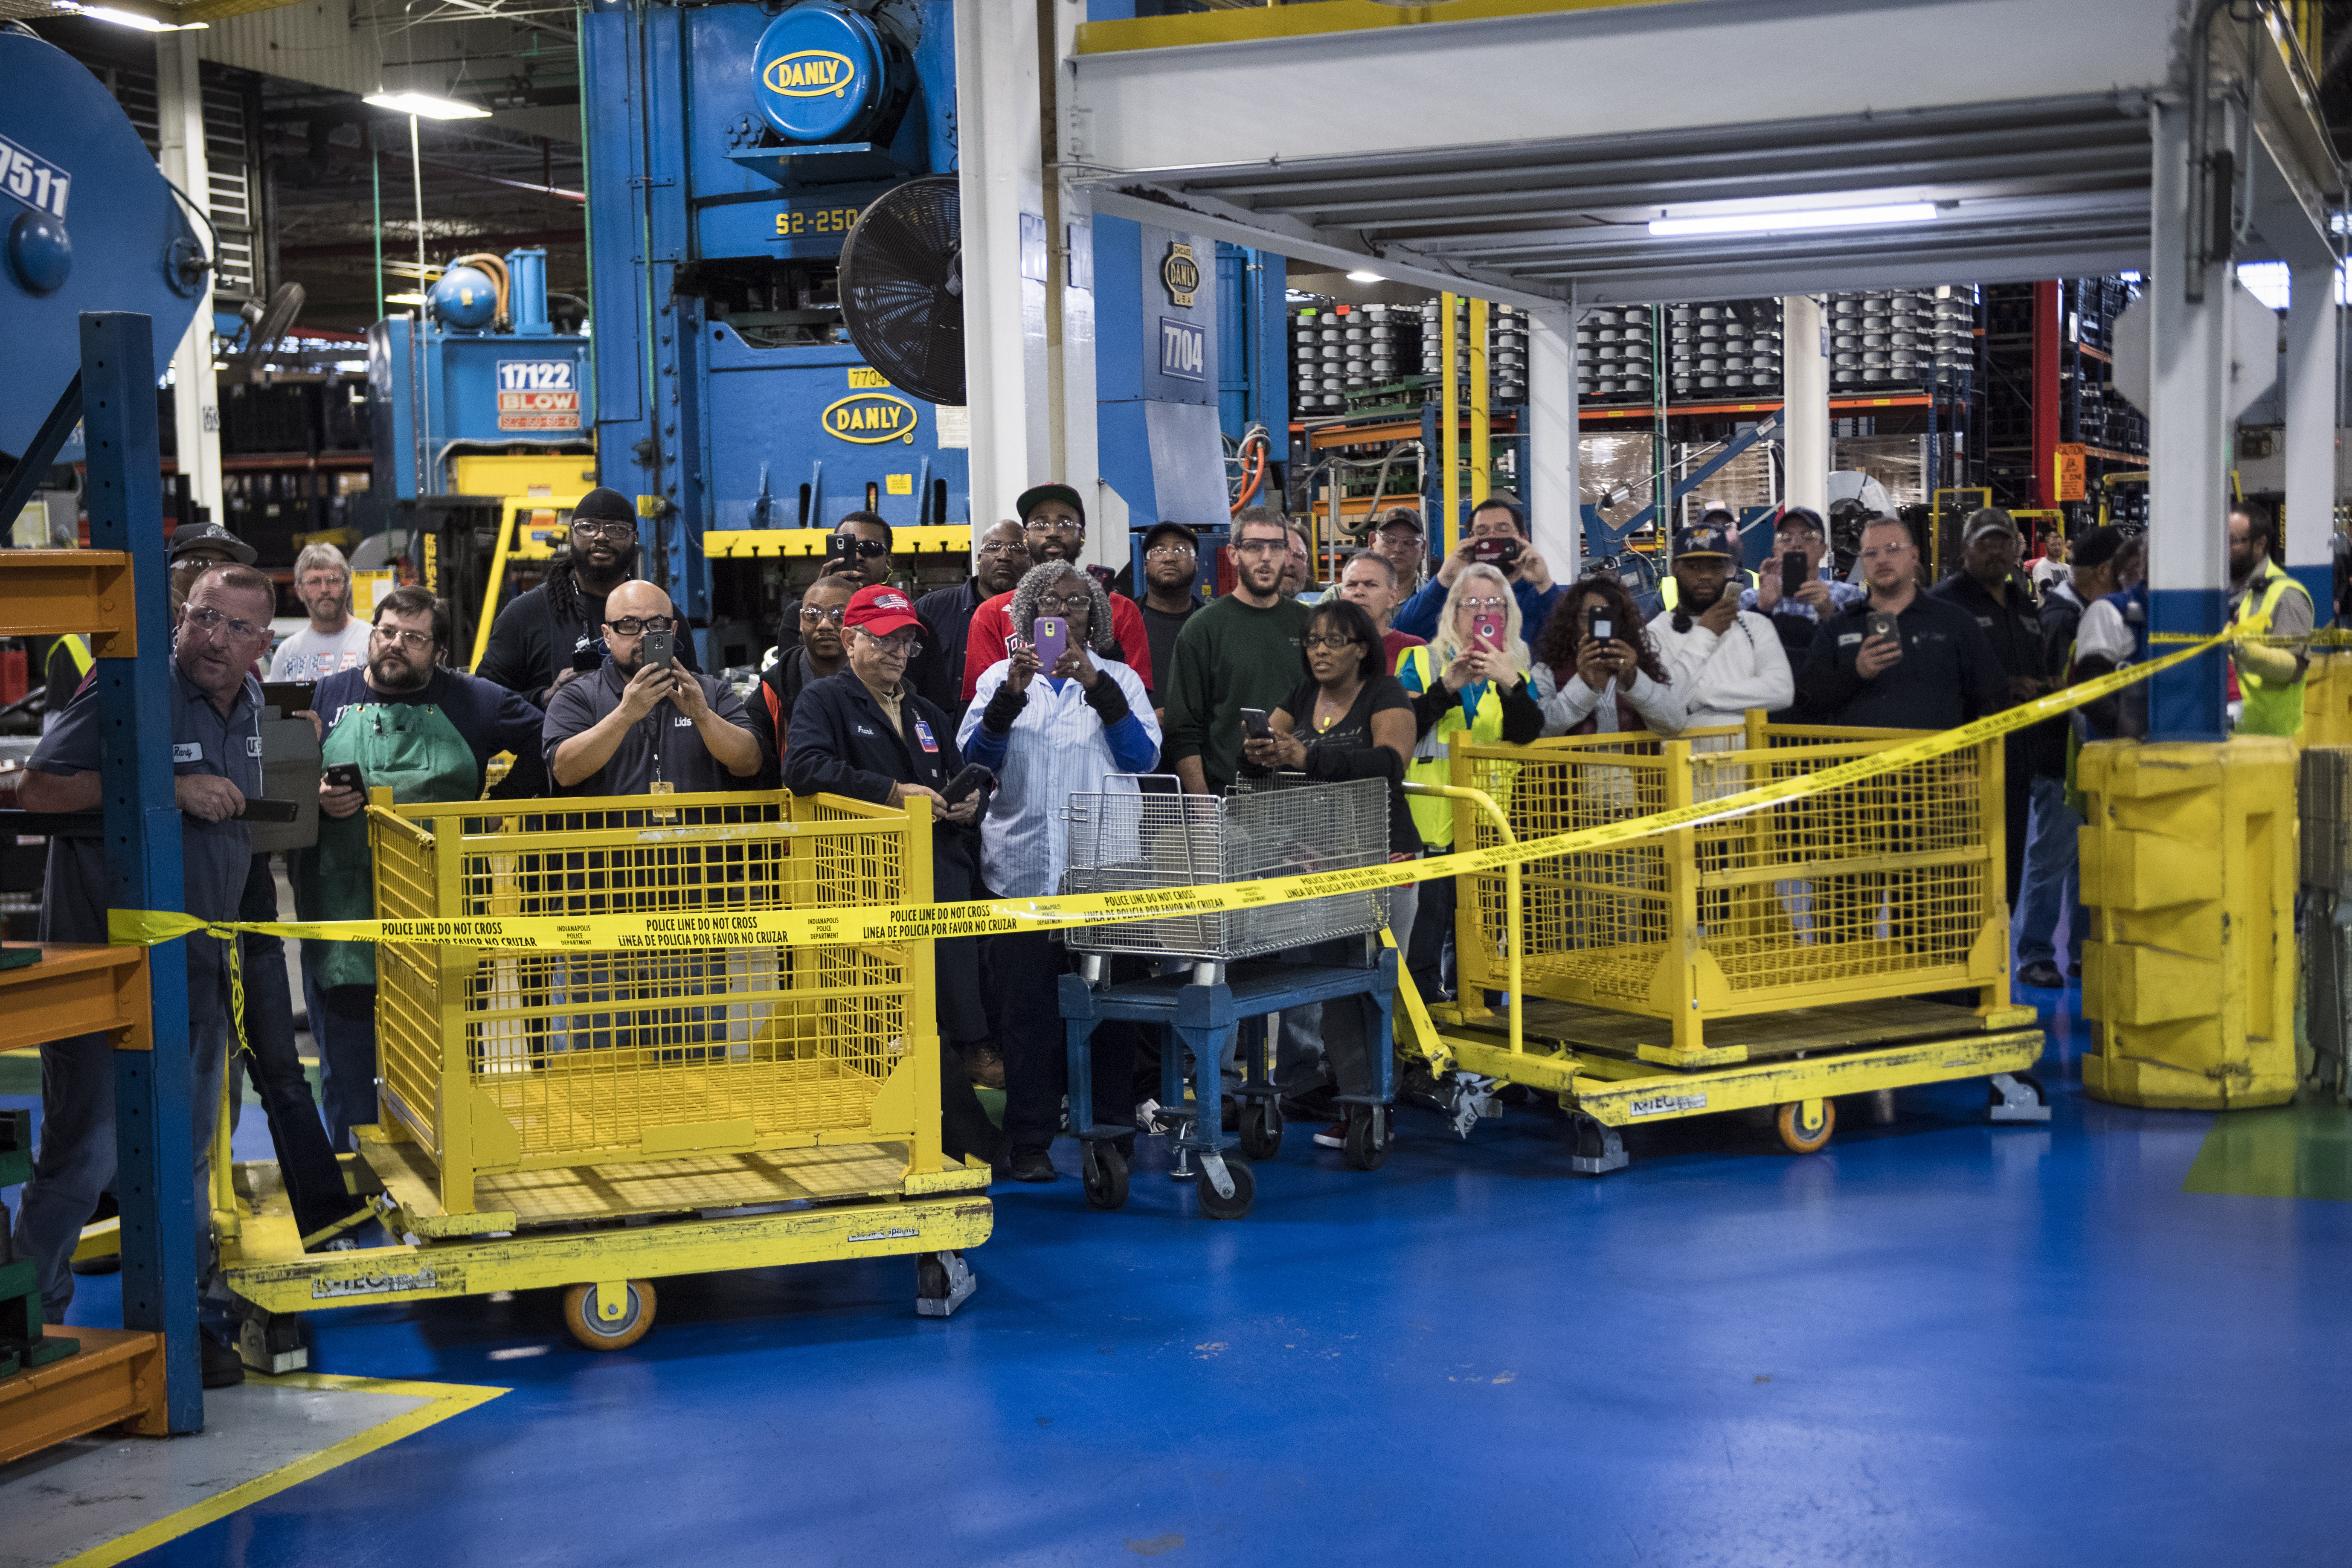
[477,486,693,704]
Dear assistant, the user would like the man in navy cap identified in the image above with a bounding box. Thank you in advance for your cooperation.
[1649,517,1792,735]
[958,482,1156,703]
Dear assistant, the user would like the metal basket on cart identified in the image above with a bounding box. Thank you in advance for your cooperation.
[1058,774,1392,962]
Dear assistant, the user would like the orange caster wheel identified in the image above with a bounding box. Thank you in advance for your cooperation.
[561,1279,656,1350]
[1776,1098,1835,1155]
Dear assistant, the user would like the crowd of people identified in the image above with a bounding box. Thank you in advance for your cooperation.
[16,475,2306,1391]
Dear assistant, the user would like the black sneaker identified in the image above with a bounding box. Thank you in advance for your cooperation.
[2017,961,2065,990]
[1007,1147,1059,1183]
[2067,961,2082,981]
[200,1335,246,1389]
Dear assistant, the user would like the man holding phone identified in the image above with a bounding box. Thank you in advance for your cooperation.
[1391,494,1562,655]
[1648,519,1793,735]
[544,581,763,793]
[1739,506,1866,657]
[302,586,546,1150]
[1163,507,1313,795]
[1797,516,2005,730]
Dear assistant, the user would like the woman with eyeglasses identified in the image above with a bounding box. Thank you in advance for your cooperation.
[958,562,1159,1182]
[1394,563,1544,1007]
[1239,598,1420,1157]
[784,584,1005,1168]
[747,572,857,789]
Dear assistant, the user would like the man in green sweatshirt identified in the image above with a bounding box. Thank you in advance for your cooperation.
[1164,506,1312,794]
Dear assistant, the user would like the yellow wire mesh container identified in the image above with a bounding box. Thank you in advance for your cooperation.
[368,790,942,1214]
[1450,719,2009,1053]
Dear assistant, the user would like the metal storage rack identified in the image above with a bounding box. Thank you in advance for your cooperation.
[0,313,202,1451]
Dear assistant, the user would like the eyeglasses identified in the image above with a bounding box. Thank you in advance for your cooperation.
[1858,545,1914,562]
[1232,537,1286,556]
[1303,634,1362,653]
[834,538,890,558]
[799,606,847,625]
[1145,545,1196,560]
[977,542,1026,559]
[297,573,347,592]
[1022,518,1080,534]
[1458,596,1507,613]
[571,518,637,540]
[371,624,435,652]
[855,629,923,658]
[1037,595,1090,615]
[606,616,676,636]
[182,604,271,642]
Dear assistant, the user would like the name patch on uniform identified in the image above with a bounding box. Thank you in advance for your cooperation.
[172,742,203,763]
[247,735,265,757]
[1838,633,1863,647]
[913,719,939,754]
[673,716,694,727]
[853,724,877,738]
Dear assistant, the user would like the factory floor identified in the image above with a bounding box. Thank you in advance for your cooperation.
[6,987,2350,1568]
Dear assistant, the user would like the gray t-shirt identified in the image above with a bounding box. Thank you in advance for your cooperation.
[541,660,758,796]
[29,663,262,1022]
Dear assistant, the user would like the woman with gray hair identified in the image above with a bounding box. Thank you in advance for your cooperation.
[961,560,1159,1183]
[270,540,371,680]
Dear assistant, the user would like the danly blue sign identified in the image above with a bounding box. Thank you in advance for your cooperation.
[1159,317,1205,382]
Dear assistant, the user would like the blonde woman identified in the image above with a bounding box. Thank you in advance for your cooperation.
[1396,563,1543,997]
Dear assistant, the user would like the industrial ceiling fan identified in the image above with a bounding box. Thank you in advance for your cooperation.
[836,174,964,407]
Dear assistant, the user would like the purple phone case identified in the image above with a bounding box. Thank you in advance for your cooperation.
[1033,617,1069,670]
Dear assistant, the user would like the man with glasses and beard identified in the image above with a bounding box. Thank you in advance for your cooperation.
[477,487,690,704]
[545,581,763,795]
[299,587,546,1150]
[958,484,1157,704]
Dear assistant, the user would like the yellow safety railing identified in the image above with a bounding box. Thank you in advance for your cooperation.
[366,789,943,1214]
[1449,717,2008,1053]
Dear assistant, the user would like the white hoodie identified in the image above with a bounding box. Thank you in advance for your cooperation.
[1645,605,1794,734]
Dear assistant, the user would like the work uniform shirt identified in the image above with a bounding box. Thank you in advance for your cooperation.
[1796,592,2008,731]
[29,663,262,1021]
[912,579,984,717]
[541,661,758,796]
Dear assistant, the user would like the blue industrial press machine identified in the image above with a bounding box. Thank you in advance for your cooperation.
[366,247,595,504]
[576,0,1288,667]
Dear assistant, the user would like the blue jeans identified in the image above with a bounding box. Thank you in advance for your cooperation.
[2014,775,2083,970]
[11,1020,228,1326]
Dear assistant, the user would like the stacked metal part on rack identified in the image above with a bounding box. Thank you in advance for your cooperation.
[1424,296,1528,405]
[1294,302,1421,415]
[1664,300,1780,401]
[1825,288,1964,390]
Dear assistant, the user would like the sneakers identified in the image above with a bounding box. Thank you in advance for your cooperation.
[2017,961,2065,990]
[1006,1146,1058,1183]
[1312,1121,1347,1150]
[200,1334,246,1389]
[964,1045,1006,1090]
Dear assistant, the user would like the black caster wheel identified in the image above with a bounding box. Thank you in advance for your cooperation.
[1342,1106,1390,1171]
[1776,1098,1835,1154]
[1196,1158,1254,1221]
[1238,1098,1282,1160]
[1081,1140,1130,1211]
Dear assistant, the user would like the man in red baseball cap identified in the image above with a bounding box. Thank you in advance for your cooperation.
[781,582,1005,1166]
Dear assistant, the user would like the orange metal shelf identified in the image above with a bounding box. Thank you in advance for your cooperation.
[0,944,152,1055]
[0,1326,170,1464]
[0,551,137,657]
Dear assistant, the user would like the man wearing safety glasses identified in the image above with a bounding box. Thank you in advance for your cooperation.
[545,581,763,796]
[476,487,699,704]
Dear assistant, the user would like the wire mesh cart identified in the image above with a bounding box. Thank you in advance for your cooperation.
[1056,775,1396,1219]
[216,791,992,1355]
[1399,723,2050,1173]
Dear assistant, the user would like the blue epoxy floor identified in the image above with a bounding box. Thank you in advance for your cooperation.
[12,990,2352,1566]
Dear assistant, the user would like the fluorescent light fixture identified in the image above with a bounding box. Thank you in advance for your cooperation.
[1345,270,1383,283]
[1648,203,1938,238]
[67,5,207,30]
[363,91,492,121]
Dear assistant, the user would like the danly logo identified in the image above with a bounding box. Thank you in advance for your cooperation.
[766,49,855,98]
[822,392,917,444]
[1161,241,1199,307]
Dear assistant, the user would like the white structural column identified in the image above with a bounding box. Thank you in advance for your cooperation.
[155,31,222,523]
[1780,294,1829,516]
[1525,303,1580,581]
[953,0,1052,531]
[2146,96,2234,737]
[2285,259,2337,615]
[1045,0,1109,572]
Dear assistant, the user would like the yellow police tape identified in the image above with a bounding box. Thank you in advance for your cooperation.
[109,625,2232,956]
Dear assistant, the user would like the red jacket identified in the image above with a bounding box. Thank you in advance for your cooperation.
[959,589,1155,702]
